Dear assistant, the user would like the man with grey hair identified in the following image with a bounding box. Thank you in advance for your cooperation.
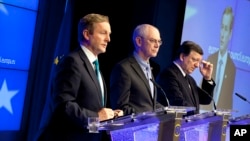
[110,24,164,116]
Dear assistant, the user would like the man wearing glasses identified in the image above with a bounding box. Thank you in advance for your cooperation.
[110,24,164,116]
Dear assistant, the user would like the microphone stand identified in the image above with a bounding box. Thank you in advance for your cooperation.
[235,93,250,104]
[198,87,217,111]
[150,79,170,107]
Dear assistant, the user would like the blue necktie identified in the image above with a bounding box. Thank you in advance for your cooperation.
[146,66,154,98]
[93,60,104,106]
[214,59,223,104]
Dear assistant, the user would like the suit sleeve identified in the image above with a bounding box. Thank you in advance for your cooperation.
[198,78,216,104]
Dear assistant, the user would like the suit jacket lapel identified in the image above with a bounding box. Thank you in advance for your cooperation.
[129,56,152,98]
[78,48,104,105]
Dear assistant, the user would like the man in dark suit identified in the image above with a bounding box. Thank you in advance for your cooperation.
[110,24,164,116]
[201,6,236,111]
[36,13,123,141]
[156,41,216,114]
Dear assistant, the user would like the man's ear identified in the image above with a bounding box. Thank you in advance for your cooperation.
[180,53,185,61]
[83,29,89,40]
[135,36,142,47]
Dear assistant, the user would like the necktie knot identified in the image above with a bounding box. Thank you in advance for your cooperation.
[185,75,188,79]
[219,59,223,65]
[93,60,99,70]
[93,60,100,75]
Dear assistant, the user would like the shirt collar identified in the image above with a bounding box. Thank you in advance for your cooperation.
[80,44,97,65]
[173,61,186,77]
[218,51,228,64]
[133,51,150,69]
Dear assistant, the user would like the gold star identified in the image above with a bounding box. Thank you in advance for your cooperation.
[54,56,59,65]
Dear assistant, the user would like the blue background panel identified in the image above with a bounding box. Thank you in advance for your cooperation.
[0,69,28,130]
[0,4,37,71]
[0,0,39,11]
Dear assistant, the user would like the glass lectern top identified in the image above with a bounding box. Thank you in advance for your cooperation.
[99,106,196,130]
[229,114,250,123]
[163,106,196,113]
[214,109,237,116]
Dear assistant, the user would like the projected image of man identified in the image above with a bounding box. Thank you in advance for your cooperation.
[202,6,236,111]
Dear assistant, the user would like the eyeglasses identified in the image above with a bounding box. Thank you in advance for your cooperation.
[140,37,163,46]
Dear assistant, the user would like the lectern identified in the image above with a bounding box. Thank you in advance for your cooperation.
[182,110,232,141]
[99,107,231,141]
[100,106,194,141]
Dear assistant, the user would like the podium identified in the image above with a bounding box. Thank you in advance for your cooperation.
[182,110,231,141]
[99,107,231,141]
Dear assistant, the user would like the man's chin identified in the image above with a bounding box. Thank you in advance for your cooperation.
[99,49,106,54]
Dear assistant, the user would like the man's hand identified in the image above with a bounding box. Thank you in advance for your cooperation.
[114,109,124,118]
[199,60,213,80]
[98,108,115,121]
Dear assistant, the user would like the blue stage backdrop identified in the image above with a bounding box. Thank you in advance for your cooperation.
[0,0,38,130]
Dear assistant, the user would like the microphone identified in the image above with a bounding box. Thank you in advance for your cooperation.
[235,93,250,104]
[150,78,170,107]
[198,87,217,111]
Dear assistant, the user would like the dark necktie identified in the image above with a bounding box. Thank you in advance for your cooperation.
[185,75,197,106]
[93,60,104,106]
[185,75,192,91]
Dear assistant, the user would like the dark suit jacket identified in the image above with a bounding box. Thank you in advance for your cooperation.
[201,51,236,110]
[156,63,215,114]
[36,47,107,141]
[110,55,163,115]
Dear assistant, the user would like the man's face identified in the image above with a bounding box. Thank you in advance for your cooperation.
[139,28,162,59]
[220,14,232,53]
[181,51,202,74]
[87,22,111,56]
